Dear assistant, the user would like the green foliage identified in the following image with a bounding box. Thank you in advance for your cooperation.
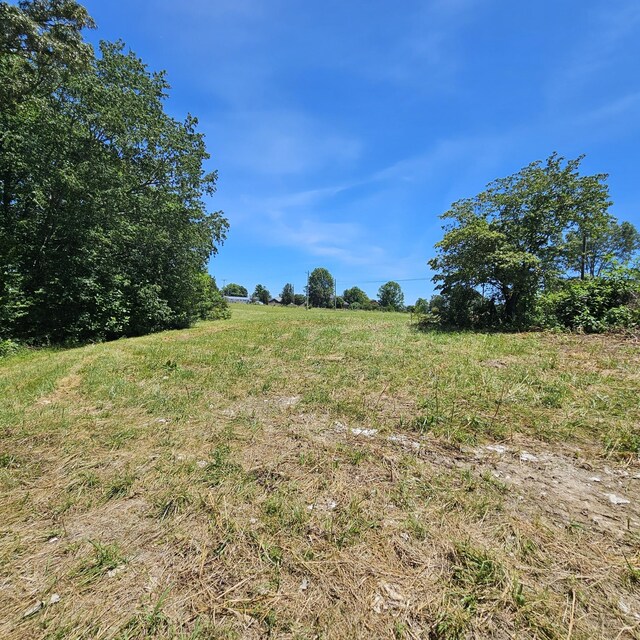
[1,2,228,344]
[307,267,334,308]
[537,269,640,333]
[293,293,306,306]
[222,283,248,297]
[252,284,270,305]
[343,286,369,307]
[280,283,294,305]
[195,273,230,321]
[0,338,21,357]
[378,281,405,311]
[564,220,640,278]
[414,297,429,314]
[429,153,618,329]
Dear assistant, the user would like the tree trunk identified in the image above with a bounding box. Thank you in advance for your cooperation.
[580,233,587,280]
[503,288,519,324]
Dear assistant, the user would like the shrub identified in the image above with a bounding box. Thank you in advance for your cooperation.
[537,270,639,333]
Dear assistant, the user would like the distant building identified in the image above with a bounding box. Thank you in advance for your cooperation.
[268,297,282,306]
[224,295,252,304]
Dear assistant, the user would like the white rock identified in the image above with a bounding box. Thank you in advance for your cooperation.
[196,460,207,468]
[299,577,309,592]
[22,601,43,618]
[47,536,59,543]
[520,452,539,462]
[588,477,602,482]
[49,594,60,605]
[351,428,377,437]
[372,593,385,614]
[308,498,337,511]
[486,444,508,454]
[107,565,126,578]
[388,435,420,451]
[606,493,630,505]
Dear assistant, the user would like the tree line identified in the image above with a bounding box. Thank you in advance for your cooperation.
[221,270,407,311]
[424,153,640,332]
[1,0,228,345]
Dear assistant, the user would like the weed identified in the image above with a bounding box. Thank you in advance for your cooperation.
[622,553,640,586]
[450,542,505,593]
[202,444,242,486]
[0,453,21,468]
[73,541,126,586]
[324,498,379,548]
[106,473,135,500]
[405,515,429,541]
[155,489,191,520]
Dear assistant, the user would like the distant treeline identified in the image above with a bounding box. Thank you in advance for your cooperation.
[221,271,407,311]
[1,1,228,345]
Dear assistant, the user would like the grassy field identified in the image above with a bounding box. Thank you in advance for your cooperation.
[1,305,639,639]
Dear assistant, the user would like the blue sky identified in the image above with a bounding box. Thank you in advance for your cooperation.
[82,0,640,304]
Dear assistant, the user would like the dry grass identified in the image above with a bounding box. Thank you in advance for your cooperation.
[1,305,639,639]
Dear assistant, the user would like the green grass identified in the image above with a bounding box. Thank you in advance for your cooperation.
[1,305,639,639]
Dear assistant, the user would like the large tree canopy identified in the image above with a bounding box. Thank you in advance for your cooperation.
[252,284,270,305]
[378,281,404,310]
[222,283,248,297]
[1,1,228,343]
[564,220,640,278]
[429,154,613,327]
[280,283,294,305]
[342,286,369,307]
[307,267,334,308]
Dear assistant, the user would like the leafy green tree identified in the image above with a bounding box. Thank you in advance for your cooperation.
[0,0,95,107]
[252,284,270,305]
[342,286,369,307]
[429,153,611,327]
[414,298,429,314]
[378,281,404,310]
[293,293,306,306]
[564,220,640,278]
[1,2,228,342]
[222,283,248,297]
[1,0,96,339]
[280,283,294,305]
[307,267,334,308]
[194,274,229,320]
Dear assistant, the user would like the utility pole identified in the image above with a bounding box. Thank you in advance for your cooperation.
[334,279,337,310]
[305,271,309,310]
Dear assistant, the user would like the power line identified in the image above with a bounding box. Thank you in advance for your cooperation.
[338,277,431,285]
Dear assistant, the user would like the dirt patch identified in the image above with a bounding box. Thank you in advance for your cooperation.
[474,440,640,537]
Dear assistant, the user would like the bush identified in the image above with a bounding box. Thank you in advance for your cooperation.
[537,271,639,333]
[195,273,230,321]
[0,340,22,358]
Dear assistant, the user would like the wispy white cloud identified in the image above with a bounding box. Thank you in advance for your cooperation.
[330,0,480,89]
[549,0,640,107]
[206,109,361,177]
[573,92,640,128]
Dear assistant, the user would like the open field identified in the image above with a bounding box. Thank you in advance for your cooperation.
[1,305,639,639]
